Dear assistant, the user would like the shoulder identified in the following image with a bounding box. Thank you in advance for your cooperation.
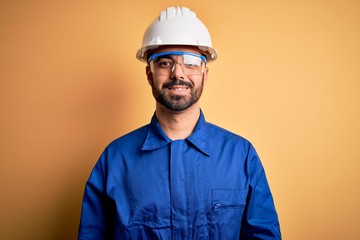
[106,124,150,150]
[205,121,258,154]
[206,122,250,143]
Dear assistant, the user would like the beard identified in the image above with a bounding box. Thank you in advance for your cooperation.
[151,77,205,112]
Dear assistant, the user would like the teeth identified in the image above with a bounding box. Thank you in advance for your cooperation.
[169,87,187,91]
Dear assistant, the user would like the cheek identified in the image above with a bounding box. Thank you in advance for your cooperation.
[191,76,205,88]
[151,76,167,88]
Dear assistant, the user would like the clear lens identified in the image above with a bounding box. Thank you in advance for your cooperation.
[149,51,206,76]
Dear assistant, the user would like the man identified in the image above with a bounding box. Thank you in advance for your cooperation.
[78,6,281,240]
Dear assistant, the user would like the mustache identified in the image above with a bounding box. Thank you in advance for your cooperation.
[163,80,193,89]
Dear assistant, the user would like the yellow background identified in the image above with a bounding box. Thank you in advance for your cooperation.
[1,1,359,239]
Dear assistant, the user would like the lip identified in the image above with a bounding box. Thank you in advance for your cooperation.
[163,80,193,89]
[167,85,189,92]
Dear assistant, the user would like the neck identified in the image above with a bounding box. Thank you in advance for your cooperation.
[155,103,201,140]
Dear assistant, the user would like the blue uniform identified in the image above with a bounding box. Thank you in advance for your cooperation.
[78,111,281,239]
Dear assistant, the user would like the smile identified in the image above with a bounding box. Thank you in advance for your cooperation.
[168,86,189,90]
[167,86,189,92]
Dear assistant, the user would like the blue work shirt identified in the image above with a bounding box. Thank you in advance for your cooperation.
[78,111,281,239]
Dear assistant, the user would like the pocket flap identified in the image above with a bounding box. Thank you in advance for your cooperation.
[212,189,248,207]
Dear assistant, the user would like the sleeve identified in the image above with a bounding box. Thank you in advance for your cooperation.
[240,144,282,240]
[78,150,112,240]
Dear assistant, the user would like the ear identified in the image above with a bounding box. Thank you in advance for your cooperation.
[146,65,153,85]
[203,67,209,85]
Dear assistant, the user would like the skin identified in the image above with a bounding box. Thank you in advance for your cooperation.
[146,46,209,140]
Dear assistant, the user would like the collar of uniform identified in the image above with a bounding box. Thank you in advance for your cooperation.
[141,114,172,151]
[186,110,210,156]
[141,110,210,156]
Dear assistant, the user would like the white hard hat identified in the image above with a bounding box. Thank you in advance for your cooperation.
[136,6,218,63]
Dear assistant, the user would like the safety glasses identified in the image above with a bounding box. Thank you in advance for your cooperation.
[148,51,207,76]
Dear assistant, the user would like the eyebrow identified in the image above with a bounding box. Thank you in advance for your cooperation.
[148,51,207,63]
[153,54,174,62]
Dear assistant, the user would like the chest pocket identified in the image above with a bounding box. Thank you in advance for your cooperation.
[210,189,248,225]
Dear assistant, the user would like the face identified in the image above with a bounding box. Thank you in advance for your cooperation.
[146,46,208,112]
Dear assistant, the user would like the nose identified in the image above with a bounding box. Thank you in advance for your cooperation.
[170,62,185,79]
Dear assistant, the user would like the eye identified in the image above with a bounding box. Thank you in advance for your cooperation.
[184,63,199,68]
[156,59,173,68]
[183,56,202,69]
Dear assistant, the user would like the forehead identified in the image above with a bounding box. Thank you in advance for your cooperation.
[153,45,202,55]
